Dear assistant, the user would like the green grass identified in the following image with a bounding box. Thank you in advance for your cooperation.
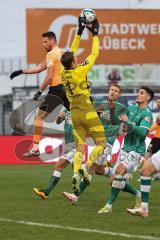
[0,164,160,240]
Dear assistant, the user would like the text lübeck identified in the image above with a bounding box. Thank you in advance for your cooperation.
[99,37,146,50]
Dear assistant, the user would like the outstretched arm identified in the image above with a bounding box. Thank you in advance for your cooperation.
[10,61,47,80]
[23,61,47,74]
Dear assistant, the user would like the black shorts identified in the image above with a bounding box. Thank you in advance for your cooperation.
[39,84,70,112]
[147,137,160,155]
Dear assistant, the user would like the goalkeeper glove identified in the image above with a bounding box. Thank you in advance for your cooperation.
[86,19,99,36]
[77,17,85,36]
[10,70,23,80]
[33,91,42,101]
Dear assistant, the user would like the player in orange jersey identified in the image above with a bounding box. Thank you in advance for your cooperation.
[10,31,70,156]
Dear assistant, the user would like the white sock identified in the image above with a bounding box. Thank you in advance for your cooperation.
[33,143,39,150]
[141,202,148,212]
[53,170,62,178]
[88,174,92,182]
[73,173,80,179]
[104,167,112,177]
[106,203,112,209]
[136,191,141,198]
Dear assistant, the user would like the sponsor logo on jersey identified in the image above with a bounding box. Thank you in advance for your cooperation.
[47,59,53,66]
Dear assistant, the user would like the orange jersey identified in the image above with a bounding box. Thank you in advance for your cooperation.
[149,122,160,138]
[46,46,63,87]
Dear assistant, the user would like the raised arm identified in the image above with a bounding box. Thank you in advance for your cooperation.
[70,35,81,54]
[71,17,85,54]
[80,19,99,73]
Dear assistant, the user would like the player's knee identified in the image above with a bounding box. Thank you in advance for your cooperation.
[116,164,126,175]
[95,165,104,175]
[88,162,97,175]
[140,167,151,177]
[36,110,46,121]
[55,166,63,171]
[55,160,68,171]
[74,150,84,160]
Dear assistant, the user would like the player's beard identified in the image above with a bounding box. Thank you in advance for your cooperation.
[45,45,52,52]
[46,48,52,52]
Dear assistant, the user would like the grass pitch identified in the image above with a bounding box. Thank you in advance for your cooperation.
[0,164,160,240]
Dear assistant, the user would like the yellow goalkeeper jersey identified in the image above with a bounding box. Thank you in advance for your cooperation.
[61,35,99,108]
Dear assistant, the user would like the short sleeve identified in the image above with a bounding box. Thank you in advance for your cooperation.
[46,53,55,68]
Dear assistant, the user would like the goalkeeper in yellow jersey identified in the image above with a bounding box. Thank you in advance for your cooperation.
[60,17,106,195]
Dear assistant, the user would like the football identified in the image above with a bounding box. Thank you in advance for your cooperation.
[79,8,96,25]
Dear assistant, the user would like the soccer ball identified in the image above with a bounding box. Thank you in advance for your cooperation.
[79,9,96,25]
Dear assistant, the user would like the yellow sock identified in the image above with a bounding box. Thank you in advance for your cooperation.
[87,145,104,167]
[73,151,83,173]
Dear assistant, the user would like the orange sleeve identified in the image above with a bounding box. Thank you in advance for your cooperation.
[46,52,55,68]
[149,123,158,132]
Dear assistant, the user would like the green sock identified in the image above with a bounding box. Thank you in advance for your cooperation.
[122,182,138,196]
[107,177,125,205]
[44,171,61,196]
[140,176,151,212]
[141,176,151,203]
[79,180,88,194]
[107,186,121,205]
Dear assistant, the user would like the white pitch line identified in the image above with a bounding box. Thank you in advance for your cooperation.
[0,217,159,240]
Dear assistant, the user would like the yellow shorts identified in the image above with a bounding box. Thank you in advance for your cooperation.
[71,101,106,145]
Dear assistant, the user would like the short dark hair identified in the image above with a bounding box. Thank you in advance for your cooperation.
[109,84,121,92]
[42,31,56,42]
[61,51,74,70]
[140,86,154,101]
